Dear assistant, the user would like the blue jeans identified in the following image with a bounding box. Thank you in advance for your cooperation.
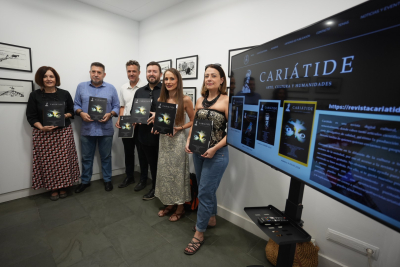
[193,146,229,232]
[80,135,113,184]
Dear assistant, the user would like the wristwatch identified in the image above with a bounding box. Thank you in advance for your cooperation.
[77,110,82,116]
[109,112,114,118]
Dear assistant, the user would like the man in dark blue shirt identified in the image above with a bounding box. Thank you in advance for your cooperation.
[74,62,120,193]
[131,62,162,200]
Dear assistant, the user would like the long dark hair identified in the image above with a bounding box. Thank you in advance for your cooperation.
[159,68,185,126]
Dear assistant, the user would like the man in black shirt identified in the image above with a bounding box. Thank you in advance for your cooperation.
[131,61,162,200]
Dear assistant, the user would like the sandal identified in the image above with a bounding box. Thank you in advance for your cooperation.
[158,206,176,217]
[192,224,215,232]
[50,191,59,201]
[184,237,204,255]
[169,210,185,222]
[59,189,68,199]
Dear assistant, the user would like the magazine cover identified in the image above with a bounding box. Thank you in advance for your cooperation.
[278,101,317,166]
[131,98,152,124]
[230,96,244,130]
[43,101,65,126]
[118,116,134,138]
[241,110,258,148]
[153,102,177,134]
[189,119,213,154]
[88,97,107,120]
[256,101,278,146]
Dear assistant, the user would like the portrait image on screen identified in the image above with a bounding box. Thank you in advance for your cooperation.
[257,101,279,146]
[230,96,244,130]
[241,110,258,149]
[227,0,400,232]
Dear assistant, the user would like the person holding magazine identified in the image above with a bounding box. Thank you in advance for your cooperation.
[26,66,80,201]
[184,64,229,255]
[151,68,194,221]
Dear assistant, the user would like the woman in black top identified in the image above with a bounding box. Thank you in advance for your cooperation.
[26,66,80,200]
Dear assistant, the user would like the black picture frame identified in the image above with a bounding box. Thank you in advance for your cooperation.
[183,87,197,107]
[0,78,34,103]
[0,42,32,72]
[228,46,255,77]
[157,59,172,80]
[176,55,198,80]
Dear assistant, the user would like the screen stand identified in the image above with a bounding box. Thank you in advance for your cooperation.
[276,177,305,267]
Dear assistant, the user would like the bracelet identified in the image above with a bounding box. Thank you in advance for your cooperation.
[181,126,184,130]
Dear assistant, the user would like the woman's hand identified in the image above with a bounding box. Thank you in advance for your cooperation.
[166,127,179,137]
[151,127,160,135]
[201,147,217,158]
[185,140,192,154]
[41,126,58,132]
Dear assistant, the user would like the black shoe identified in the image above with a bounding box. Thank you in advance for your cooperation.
[75,183,91,193]
[134,181,147,192]
[104,181,113,192]
[143,188,155,200]
[118,177,135,188]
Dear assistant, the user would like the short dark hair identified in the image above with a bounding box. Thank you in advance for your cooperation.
[34,66,61,88]
[146,61,161,73]
[126,60,140,71]
[91,62,105,71]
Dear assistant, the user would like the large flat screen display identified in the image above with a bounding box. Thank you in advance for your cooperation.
[228,0,400,232]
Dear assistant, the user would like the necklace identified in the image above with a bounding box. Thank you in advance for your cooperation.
[202,93,221,108]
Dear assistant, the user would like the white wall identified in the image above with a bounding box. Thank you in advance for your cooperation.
[139,0,400,266]
[0,0,140,198]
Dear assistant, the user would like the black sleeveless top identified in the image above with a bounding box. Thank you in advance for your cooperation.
[194,109,227,148]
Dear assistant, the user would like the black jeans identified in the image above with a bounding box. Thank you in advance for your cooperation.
[122,136,137,180]
[137,141,159,189]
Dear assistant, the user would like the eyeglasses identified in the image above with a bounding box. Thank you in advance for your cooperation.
[205,63,221,70]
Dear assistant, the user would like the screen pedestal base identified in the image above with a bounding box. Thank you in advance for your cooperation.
[244,177,310,267]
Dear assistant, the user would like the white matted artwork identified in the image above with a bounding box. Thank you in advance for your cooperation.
[0,42,32,72]
[176,55,198,80]
[183,87,196,107]
[157,59,172,80]
[0,78,34,103]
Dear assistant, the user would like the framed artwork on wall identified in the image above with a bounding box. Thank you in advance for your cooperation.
[0,42,32,72]
[176,55,198,80]
[0,78,34,103]
[157,59,172,80]
[183,87,196,107]
[228,46,255,77]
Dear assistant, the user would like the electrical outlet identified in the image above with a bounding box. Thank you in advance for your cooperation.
[326,229,380,260]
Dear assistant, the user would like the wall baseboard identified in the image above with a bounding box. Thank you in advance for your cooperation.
[217,204,346,267]
[0,168,126,204]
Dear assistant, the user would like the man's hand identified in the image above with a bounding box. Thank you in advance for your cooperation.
[115,119,121,128]
[80,112,93,122]
[99,113,112,123]
[147,112,155,125]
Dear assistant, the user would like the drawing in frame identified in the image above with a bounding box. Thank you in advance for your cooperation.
[228,46,255,77]
[176,55,198,80]
[183,87,196,108]
[0,42,32,72]
[157,59,172,80]
[0,78,34,103]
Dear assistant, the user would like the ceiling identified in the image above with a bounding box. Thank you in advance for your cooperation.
[77,0,186,21]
